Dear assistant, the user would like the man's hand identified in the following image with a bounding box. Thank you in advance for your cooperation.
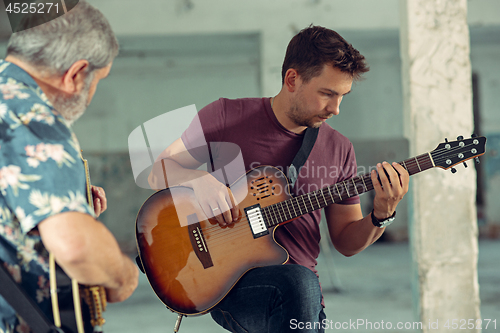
[190,174,240,227]
[104,254,139,303]
[150,138,240,227]
[370,162,409,220]
[91,185,107,218]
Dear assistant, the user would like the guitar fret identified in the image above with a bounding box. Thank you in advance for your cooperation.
[270,205,278,225]
[343,181,351,198]
[428,152,436,167]
[361,176,368,192]
[335,183,343,201]
[301,196,307,213]
[278,203,285,222]
[285,201,292,220]
[402,160,408,172]
[327,186,335,202]
[263,208,272,227]
[320,189,328,206]
[291,198,298,217]
[284,202,291,220]
[308,194,314,210]
[314,192,321,209]
[415,157,421,172]
[296,197,303,215]
[279,202,287,221]
[352,178,359,195]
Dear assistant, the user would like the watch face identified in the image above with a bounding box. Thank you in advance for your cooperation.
[380,218,395,228]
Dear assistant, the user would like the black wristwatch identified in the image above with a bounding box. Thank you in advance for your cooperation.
[371,209,396,228]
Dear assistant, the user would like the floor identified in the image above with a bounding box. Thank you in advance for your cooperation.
[102,240,500,333]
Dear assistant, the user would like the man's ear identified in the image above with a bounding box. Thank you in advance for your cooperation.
[60,60,90,94]
[284,68,300,92]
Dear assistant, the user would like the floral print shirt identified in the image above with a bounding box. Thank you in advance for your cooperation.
[0,60,94,333]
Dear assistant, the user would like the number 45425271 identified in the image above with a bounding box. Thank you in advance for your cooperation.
[5,2,59,14]
[443,319,496,330]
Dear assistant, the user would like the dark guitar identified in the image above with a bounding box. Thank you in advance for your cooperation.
[135,136,486,316]
[49,155,107,333]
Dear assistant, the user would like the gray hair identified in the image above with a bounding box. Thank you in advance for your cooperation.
[6,0,118,76]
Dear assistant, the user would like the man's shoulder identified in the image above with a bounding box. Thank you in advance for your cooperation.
[211,97,266,110]
[199,97,267,121]
[318,123,353,148]
[0,63,53,119]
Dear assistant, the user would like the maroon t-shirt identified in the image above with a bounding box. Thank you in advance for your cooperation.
[181,97,359,276]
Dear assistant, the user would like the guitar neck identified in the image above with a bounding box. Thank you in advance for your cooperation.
[263,152,434,228]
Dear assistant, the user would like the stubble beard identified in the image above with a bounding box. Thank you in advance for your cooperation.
[286,96,322,129]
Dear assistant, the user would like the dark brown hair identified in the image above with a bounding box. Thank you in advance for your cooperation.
[281,25,369,84]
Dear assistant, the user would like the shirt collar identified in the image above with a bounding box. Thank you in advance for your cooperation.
[0,59,42,91]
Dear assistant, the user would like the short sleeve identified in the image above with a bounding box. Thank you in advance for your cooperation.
[0,103,94,234]
[180,98,226,164]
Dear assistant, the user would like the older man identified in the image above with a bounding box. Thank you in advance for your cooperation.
[0,1,138,332]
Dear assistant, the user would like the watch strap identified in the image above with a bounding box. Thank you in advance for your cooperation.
[371,209,396,228]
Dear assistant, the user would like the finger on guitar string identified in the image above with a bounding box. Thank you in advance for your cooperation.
[392,162,409,191]
[218,190,233,226]
[190,174,237,226]
[226,186,240,223]
[201,201,224,226]
[371,161,409,219]
[210,186,238,226]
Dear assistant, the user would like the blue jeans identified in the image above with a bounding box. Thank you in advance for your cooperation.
[210,265,326,333]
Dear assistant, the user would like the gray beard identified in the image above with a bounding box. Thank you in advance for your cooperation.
[51,73,93,126]
[51,87,89,126]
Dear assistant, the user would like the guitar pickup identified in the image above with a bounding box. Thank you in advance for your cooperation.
[244,204,269,239]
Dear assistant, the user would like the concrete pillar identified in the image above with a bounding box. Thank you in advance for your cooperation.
[399,0,481,332]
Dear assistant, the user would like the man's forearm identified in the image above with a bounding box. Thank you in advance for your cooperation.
[148,158,208,190]
[39,212,138,302]
[331,213,385,257]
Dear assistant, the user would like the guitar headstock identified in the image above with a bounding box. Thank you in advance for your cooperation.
[431,135,487,171]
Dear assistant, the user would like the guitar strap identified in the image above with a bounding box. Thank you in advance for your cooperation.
[287,127,319,189]
[0,261,64,333]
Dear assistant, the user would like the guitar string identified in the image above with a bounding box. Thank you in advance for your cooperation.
[203,158,429,239]
[203,158,436,240]
[200,142,480,241]
[431,142,480,165]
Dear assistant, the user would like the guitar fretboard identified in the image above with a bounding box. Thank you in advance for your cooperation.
[260,153,434,228]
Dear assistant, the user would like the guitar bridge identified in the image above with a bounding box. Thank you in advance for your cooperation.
[244,204,269,239]
[187,214,213,269]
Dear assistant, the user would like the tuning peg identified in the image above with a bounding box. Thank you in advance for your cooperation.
[463,162,468,168]
[471,134,478,138]
[451,167,457,174]
[457,135,464,140]
[475,157,480,164]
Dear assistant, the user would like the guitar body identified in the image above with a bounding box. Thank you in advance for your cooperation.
[136,166,291,315]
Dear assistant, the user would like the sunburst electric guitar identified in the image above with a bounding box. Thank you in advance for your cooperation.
[48,155,107,333]
[135,136,486,316]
